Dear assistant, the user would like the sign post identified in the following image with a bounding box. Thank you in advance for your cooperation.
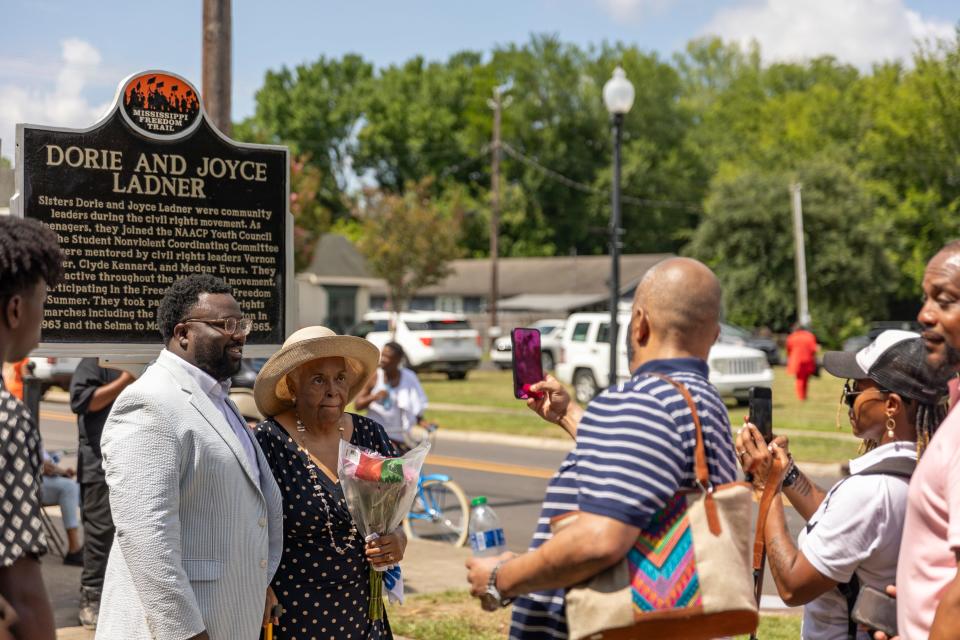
[12,70,293,359]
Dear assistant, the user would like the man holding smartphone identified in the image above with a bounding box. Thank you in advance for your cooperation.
[466,257,739,640]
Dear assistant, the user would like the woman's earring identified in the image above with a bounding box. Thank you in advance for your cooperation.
[886,416,896,440]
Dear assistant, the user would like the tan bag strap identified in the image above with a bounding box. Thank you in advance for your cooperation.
[647,373,721,535]
[751,456,785,607]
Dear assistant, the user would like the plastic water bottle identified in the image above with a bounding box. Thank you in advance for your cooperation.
[469,496,506,557]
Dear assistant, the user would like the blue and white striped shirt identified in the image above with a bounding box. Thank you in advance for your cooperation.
[509,357,738,639]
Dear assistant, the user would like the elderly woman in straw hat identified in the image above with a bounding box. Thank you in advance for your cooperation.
[253,326,404,639]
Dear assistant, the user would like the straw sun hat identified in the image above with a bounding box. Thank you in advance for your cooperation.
[253,326,380,418]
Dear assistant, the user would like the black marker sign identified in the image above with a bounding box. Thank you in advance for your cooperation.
[14,70,292,354]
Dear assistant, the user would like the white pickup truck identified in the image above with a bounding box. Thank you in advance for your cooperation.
[555,312,774,404]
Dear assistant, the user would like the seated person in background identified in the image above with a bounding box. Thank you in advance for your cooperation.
[39,451,82,565]
[355,342,430,450]
[738,330,948,640]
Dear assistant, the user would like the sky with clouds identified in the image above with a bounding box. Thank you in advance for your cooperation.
[2,0,958,162]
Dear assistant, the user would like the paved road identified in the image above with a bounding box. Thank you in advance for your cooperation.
[423,430,839,604]
[36,400,839,627]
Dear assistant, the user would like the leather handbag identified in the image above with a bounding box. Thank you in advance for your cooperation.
[551,374,759,640]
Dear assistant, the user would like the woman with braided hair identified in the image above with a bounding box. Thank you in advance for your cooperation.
[0,216,64,640]
[737,330,948,640]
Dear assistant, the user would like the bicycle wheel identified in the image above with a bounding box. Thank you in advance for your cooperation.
[403,478,469,547]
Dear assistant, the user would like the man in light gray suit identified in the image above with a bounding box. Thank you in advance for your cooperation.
[97,274,283,640]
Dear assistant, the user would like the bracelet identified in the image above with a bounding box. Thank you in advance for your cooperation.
[781,459,800,488]
[487,560,515,607]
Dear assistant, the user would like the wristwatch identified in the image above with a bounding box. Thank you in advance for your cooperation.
[486,560,515,608]
[781,459,801,489]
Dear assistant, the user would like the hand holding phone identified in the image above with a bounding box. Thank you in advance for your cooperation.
[852,585,898,638]
[512,328,545,400]
[748,387,773,444]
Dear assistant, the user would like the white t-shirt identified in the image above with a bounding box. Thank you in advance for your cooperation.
[364,368,428,442]
[797,441,915,640]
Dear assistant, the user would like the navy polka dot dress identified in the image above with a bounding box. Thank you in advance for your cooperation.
[256,413,399,639]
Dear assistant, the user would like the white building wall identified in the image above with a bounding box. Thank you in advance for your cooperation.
[296,277,328,329]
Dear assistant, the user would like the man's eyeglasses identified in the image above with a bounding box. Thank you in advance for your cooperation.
[183,317,253,337]
[841,380,890,408]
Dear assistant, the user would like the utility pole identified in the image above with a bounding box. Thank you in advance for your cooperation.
[790,182,811,327]
[202,0,232,135]
[488,87,502,344]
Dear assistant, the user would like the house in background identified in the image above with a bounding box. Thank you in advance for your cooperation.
[296,234,381,333]
[297,235,671,337]
[367,253,672,337]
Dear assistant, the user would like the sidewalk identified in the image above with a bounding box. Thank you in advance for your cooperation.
[53,538,470,639]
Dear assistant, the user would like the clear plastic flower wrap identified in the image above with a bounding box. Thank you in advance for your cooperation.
[338,438,430,619]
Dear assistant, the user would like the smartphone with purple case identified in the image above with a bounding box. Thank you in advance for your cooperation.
[511,328,544,400]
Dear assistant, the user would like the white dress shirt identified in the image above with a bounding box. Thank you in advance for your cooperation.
[161,349,259,473]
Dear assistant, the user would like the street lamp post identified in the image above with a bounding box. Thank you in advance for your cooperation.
[603,66,635,388]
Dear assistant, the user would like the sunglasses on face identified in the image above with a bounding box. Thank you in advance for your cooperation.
[182,317,253,337]
[841,380,891,408]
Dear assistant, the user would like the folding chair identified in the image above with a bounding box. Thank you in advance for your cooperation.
[39,507,66,558]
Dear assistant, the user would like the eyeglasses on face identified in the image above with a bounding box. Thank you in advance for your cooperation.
[841,380,890,408]
[182,317,253,337]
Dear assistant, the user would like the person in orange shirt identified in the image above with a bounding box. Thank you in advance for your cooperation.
[0,359,28,401]
[786,324,818,401]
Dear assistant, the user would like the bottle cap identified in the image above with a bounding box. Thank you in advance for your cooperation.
[471,496,488,507]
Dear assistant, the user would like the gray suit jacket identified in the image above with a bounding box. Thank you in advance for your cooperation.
[96,351,283,640]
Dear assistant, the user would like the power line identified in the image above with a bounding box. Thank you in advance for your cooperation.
[438,145,489,178]
[500,142,702,212]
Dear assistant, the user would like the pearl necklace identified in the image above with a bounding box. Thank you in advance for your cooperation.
[293,413,357,555]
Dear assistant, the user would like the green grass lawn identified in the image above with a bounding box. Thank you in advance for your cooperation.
[419,370,528,410]
[415,367,863,463]
[388,589,802,639]
[735,613,803,639]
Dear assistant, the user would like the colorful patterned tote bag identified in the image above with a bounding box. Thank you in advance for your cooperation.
[551,374,758,640]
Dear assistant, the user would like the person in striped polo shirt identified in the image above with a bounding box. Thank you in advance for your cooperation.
[466,257,739,639]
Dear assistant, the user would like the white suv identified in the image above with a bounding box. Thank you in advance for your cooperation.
[350,311,482,380]
[556,312,773,404]
[28,356,82,393]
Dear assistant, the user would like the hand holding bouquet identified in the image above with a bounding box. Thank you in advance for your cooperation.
[339,439,429,619]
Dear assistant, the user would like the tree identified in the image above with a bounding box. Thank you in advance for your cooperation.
[234,54,372,218]
[357,180,462,311]
[857,35,960,299]
[686,159,895,343]
[288,156,334,272]
[352,52,492,194]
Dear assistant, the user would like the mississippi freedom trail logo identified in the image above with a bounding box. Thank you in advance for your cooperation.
[122,72,201,137]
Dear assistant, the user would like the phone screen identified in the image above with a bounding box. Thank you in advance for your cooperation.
[512,328,544,400]
[749,387,773,443]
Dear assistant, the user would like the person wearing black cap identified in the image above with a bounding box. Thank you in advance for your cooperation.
[736,330,948,640]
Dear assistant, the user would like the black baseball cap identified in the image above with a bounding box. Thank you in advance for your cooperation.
[822,330,947,405]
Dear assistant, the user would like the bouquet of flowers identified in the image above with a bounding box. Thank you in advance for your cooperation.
[339,438,429,619]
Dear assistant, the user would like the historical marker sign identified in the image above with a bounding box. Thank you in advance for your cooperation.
[13,70,292,357]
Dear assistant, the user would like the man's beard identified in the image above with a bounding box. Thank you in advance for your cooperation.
[931,340,960,382]
[195,340,241,381]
